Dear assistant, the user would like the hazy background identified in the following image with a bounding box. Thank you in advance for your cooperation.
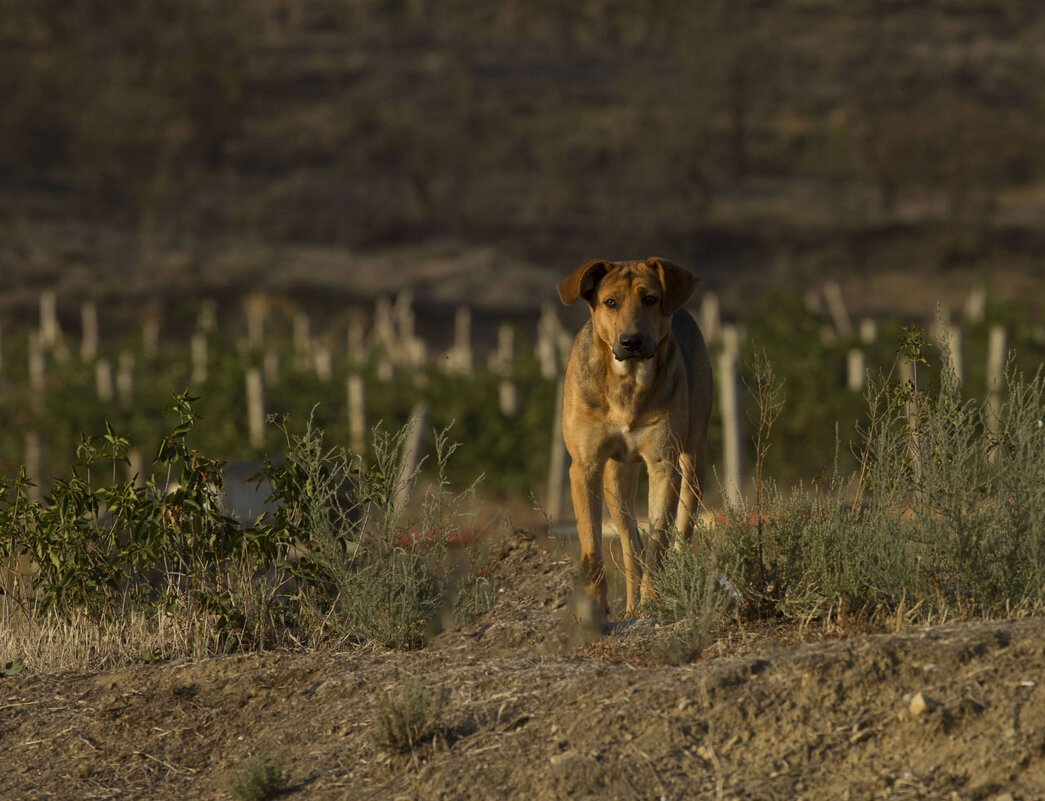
[2,0,1044,323]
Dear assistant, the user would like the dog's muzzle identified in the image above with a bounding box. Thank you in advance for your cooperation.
[613,333,655,361]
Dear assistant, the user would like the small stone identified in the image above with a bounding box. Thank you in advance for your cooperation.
[908,692,937,716]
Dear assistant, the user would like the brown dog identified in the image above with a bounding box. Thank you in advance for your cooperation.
[557,257,713,619]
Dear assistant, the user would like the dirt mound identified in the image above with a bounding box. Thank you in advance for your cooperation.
[2,538,1043,800]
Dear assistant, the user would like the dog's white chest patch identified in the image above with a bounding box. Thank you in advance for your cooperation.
[611,358,655,383]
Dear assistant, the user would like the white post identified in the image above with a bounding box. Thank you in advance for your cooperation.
[847,348,866,393]
[492,323,517,418]
[81,301,99,362]
[347,375,366,455]
[964,285,987,324]
[347,310,366,360]
[264,349,280,385]
[536,302,560,380]
[698,291,720,344]
[859,318,877,345]
[142,311,160,360]
[719,325,742,505]
[899,355,921,480]
[39,291,60,350]
[246,367,266,449]
[986,325,1007,434]
[116,352,135,407]
[293,311,311,372]
[313,343,333,382]
[939,321,963,385]
[823,281,853,339]
[245,295,266,351]
[392,404,428,521]
[95,358,114,403]
[25,431,42,503]
[191,332,208,386]
[547,375,568,522]
[198,298,217,333]
[28,332,45,395]
[446,306,473,374]
[127,447,145,488]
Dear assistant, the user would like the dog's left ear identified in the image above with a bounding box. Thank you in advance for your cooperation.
[647,257,699,312]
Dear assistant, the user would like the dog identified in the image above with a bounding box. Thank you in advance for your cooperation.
[557,257,713,619]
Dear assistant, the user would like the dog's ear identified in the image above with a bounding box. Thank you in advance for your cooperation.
[647,257,698,312]
[557,260,611,307]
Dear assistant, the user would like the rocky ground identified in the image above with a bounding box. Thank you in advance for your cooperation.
[1,536,1043,800]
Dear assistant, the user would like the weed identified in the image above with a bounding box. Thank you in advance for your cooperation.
[373,676,451,754]
[228,756,287,801]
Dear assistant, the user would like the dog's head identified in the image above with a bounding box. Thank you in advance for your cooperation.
[557,257,698,361]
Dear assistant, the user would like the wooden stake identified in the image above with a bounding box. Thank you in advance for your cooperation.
[245,295,267,351]
[718,325,742,505]
[28,332,45,395]
[81,302,99,362]
[536,302,560,380]
[859,318,877,345]
[142,310,160,360]
[446,306,473,374]
[847,348,866,393]
[392,403,428,521]
[986,325,1007,434]
[39,291,60,350]
[313,343,333,382]
[95,358,114,403]
[347,375,366,455]
[293,311,311,371]
[699,291,720,344]
[964,285,987,324]
[197,298,217,333]
[25,431,42,503]
[116,352,135,407]
[546,375,568,522]
[246,367,266,449]
[823,281,853,339]
[492,323,517,417]
[191,332,208,385]
[127,447,145,488]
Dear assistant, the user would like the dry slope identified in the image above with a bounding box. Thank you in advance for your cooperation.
[1,538,1043,800]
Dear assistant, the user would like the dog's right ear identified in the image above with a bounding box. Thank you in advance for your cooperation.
[557,260,611,307]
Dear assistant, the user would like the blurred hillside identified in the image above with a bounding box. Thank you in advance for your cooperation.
[1,0,1044,315]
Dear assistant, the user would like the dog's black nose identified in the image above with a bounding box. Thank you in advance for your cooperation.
[618,333,644,352]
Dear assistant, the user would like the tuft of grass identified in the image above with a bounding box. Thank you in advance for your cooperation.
[373,676,451,753]
[228,756,287,801]
[263,411,493,650]
[657,330,1045,637]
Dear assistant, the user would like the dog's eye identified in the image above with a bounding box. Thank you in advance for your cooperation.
[603,298,618,309]
[642,295,659,306]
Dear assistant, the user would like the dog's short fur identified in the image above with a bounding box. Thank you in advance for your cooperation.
[557,257,713,618]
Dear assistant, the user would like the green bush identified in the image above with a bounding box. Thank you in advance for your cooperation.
[661,332,1045,627]
[0,395,495,657]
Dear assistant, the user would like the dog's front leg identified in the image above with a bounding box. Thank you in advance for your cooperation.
[569,458,609,617]
[641,453,681,604]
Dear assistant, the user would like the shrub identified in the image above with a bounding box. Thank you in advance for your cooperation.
[373,676,451,754]
[229,756,287,801]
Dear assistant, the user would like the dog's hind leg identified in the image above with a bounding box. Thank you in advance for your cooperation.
[604,460,642,617]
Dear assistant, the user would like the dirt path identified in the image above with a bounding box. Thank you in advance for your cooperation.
[2,538,1043,800]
